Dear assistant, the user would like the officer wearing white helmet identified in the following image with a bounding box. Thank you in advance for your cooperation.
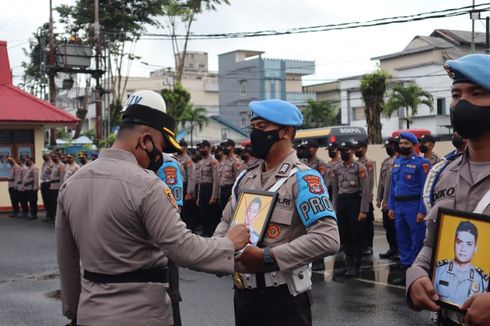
[56,90,250,325]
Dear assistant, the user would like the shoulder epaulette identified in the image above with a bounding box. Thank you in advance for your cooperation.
[475,266,489,281]
[437,259,449,267]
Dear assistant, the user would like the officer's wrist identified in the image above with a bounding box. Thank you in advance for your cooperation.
[263,247,275,265]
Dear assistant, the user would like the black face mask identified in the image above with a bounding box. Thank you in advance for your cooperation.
[328,150,337,159]
[223,148,231,155]
[399,146,412,157]
[26,162,31,167]
[451,135,465,149]
[419,144,428,153]
[354,150,363,158]
[450,99,490,139]
[199,150,208,157]
[296,150,304,160]
[250,128,280,160]
[215,153,223,160]
[241,154,250,162]
[340,152,351,161]
[385,146,395,156]
[139,137,163,173]
[303,151,313,159]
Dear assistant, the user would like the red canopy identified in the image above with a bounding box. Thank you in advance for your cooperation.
[0,40,78,126]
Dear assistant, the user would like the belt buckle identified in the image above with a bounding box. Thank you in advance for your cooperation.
[232,272,244,289]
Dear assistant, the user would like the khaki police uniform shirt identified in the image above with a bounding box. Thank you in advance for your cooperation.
[377,156,392,204]
[65,162,80,180]
[332,161,370,213]
[16,164,27,191]
[56,148,235,326]
[383,156,397,207]
[49,162,65,190]
[305,157,328,186]
[240,157,261,173]
[23,164,39,191]
[220,156,241,187]
[424,152,442,166]
[358,157,375,203]
[8,163,18,188]
[176,153,195,195]
[41,160,52,183]
[325,159,341,189]
[213,150,339,272]
[195,155,220,199]
[406,153,490,319]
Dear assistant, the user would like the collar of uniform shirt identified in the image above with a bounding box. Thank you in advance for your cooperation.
[99,148,139,165]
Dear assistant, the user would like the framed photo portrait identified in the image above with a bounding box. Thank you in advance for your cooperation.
[0,146,13,179]
[231,190,277,247]
[430,207,490,311]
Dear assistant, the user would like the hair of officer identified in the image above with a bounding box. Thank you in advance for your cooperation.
[249,197,262,211]
[455,221,478,242]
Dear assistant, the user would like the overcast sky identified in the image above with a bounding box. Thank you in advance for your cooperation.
[2,0,488,86]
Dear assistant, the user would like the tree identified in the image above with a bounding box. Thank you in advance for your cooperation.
[180,106,209,147]
[301,99,337,129]
[161,0,229,83]
[161,82,191,122]
[384,84,434,129]
[360,70,389,144]
[21,23,50,99]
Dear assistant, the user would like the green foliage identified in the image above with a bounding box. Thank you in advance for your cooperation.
[80,129,96,141]
[98,133,116,149]
[161,82,191,122]
[180,105,209,146]
[384,84,434,122]
[360,70,389,144]
[56,129,73,141]
[302,99,337,129]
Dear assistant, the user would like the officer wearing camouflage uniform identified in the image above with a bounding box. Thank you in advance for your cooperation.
[214,99,339,326]
[407,54,490,326]
[56,90,249,326]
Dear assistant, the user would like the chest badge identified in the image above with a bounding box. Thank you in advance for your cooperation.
[472,281,480,292]
[266,224,280,239]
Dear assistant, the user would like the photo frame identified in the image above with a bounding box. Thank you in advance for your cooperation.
[0,146,13,179]
[430,207,490,311]
[231,189,277,248]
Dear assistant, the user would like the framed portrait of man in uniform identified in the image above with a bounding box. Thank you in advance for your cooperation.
[232,190,277,247]
[430,208,490,311]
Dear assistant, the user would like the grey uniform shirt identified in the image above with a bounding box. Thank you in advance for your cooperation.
[220,156,241,187]
[41,161,52,183]
[8,163,18,188]
[332,161,370,213]
[56,148,235,326]
[64,162,80,180]
[305,157,328,187]
[214,150,339,272]
[23,165,39,190]
[377,156,391,204]
[406,153,490,320]
[49,162,65,190]
[424,152,442,166]
[16,164,27,191]
[195,156,220,199]
[358,157,375,203]
[176,153,195,195]
[325,159,341,190]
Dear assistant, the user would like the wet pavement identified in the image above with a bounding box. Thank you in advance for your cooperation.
[0,214,432,325]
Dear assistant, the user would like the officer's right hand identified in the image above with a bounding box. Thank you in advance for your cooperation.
[388,210,395,220]
[358,212,367,221]
[408,276,440,312]
[226,224,250,251]
[185,193,192,201]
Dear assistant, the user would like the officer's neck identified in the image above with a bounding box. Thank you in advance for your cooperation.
[467,133,490,162]
[264,141,291,172]
[331,156,340,162]
[454,260,471,272]
[343,159,354,166]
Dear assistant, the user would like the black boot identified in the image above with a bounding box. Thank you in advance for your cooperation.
[344,257,360,277]
[379,249,393,259]
[335,256,351,275]
[312,259,325,271]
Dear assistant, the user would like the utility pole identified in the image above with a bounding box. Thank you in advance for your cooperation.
[471,0,476,52]
[48,0,57,146]
[94,0,103,143]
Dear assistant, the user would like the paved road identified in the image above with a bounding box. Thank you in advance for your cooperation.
[0,214,431,325]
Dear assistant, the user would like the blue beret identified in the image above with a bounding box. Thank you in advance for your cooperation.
[249,99,303,127]
[444,54,490,91]
[400,131,418,144]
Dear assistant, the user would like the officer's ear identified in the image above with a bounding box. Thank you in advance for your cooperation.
[279,126,294,141]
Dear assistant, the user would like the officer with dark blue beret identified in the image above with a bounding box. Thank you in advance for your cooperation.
[388,131,431,276]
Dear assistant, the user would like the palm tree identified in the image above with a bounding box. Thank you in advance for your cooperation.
[180,105,209,147]
[384,84,434,129]
[360,70,389,144]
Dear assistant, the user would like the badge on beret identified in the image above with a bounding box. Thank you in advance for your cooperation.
[164,186,178,209]
[266,224,280,239]
[302,175,324,194]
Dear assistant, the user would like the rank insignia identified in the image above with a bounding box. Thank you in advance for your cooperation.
[163,166,177,185]
[302,175,324,194]
[164,187,178,209]
[279,163,290,174]
[266,224,280,239]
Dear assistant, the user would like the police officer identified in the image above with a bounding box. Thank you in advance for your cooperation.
[64,154,80,180]
[16,158,29,218]
[213,99,339,326]
[45,152,65,222]
[240,144,261,172]
[302,140,328,185]
[56,90,250,326]
[175,139,197,231]
[23,157,39,220]
[332,141,370,277]
[195,140,220,236]
[7,157,20,218]
[388,132,430,272]
[407,54,490,326]
[78,151,88,166]
[434,221,488,307]
[377,137,399,260]
[325,142,341,196]
[354,139,376,256]
[219,139,241,212]
[419,134,441,166]
[40,152,52,219]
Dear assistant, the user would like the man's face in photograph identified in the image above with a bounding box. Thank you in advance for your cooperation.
[454,230,477,264]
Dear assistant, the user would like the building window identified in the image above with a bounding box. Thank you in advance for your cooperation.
[0,130,35,179]
[437,98,446,115]
[240,80,247,96]
[353,106,366,121]
[240,111,248,128]
[221,128,230,140]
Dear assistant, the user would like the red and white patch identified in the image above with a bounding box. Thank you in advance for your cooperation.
[266,224,280,239]
[318,166,326,176]
[367,162,374,172]
[302,175,324,194]
[186,160,193,168]
[359,167,367,179]
[422,163,430,174]
[164,166,177,185]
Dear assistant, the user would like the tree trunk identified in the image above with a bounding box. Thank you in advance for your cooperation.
[364,100,383,144]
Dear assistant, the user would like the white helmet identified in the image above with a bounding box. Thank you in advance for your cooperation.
[123,90,167,113]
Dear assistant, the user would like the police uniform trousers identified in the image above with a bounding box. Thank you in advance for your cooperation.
[363,202,375,250]
[47,189,59,220]
[18,190,29,216]
[26,190,38,217]
[382,208,398,254]
[180,182,197,232]
[198,183,218,237]
[394,199,425,267]
[234,275,311,326]
[337,192,365,260]
[40,182,51,217]
[219,184,233,213]
[8,187,20,215]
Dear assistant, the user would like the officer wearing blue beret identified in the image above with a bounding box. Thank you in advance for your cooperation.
[213,99,340,326]
[388,131,431,277]
[407,53,490,326]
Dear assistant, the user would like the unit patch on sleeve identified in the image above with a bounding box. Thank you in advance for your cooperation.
[295,170,337,228]
[164,186,178,209]
[163,166,177,185]
[422,163,430,174]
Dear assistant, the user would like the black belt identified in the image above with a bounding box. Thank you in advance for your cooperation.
[395,195,420,202]
[338,192,361,199]
[84,266,168,284]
